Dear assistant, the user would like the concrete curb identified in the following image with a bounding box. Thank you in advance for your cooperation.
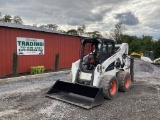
[0,70,71,85]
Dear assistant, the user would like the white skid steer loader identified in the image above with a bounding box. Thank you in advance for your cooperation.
[46,38,134,109]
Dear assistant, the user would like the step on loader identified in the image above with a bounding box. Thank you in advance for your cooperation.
[46,38,134,109]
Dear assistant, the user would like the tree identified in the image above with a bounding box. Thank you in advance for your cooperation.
[39,24,58,31]
[141,36,153,51]
[153,39,160,58]
[66,29,78,35]
[13,16,23,24]
[0,12,2,21]
[33,23,38,27]
[109,22,125,42]
[58,30,66,33]
[86,31,102,38]
[47,24,58,31]
[2,15,12,22]
[77,24,86,35]
[39,24,46,28]
[0,13,23,24]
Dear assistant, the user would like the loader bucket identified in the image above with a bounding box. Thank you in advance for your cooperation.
[46,80,104,109]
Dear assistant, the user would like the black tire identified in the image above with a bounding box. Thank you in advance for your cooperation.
[117,71,131,92]
[100,75,118,100]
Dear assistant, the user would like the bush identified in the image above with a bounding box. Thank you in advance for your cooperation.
[41,66,45,73]
[12,52,18,75]
[30,66,35,74]
[30,66,45,74]
[37,66,41,74]
[55,53,59,71]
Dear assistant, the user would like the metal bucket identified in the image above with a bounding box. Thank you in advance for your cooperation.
[46,80,104,109]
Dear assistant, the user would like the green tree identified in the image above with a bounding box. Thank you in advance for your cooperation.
[33,23,38,27]
[107,23,159,58]
[109,22,125,42]
[12,52,18,75]
[13,16,23,24]
[115,34,144,54]
[2,15,12,22]
[39,24,46,28]
[58,30,66,33]
[141,36,153,52]
[66,29,78,35]
[153,39,160,58]
[39,24,58,31]
[54,53,59,71]
[86,31,102,38]
[47,24,58,31]
[0,12,2,21]
[77,24,86,35]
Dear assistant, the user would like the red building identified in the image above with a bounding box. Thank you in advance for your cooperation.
[0,22,82,76]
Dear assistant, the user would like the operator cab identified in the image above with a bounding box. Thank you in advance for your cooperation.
[80,38,115,73]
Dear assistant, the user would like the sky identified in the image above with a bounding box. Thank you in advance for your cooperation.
[0,0,160,39]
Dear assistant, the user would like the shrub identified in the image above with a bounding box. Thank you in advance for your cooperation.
[37,66,41,74]
[41,66,45,73]
[55,53,59,71]
[30,66,35,74]
[30,66,45,74]
[12,52,18,75]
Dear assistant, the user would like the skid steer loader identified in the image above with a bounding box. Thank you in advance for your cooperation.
[46,38,134,109]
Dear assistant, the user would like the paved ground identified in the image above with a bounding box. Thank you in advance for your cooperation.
[0,59,160,120]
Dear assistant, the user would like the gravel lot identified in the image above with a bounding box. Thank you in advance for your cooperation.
[0,59,160,120]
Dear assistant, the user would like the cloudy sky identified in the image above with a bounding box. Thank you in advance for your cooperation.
[0,0,160,39]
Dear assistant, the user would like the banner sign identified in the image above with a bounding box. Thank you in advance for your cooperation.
[17,37,44,55]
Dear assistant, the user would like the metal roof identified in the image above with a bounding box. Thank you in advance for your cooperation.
[0,22,81,37]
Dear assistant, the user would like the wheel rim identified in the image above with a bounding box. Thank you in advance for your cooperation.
[125,76,130,88]
[110,80,117,95]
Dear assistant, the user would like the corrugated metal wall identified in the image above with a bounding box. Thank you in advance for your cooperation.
[0,27,82,76]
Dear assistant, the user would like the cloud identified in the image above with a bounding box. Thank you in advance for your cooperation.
[67,12,103,26]
[148,23,160,30]
[115,12,139,26]
[0,0,123,25]
[0,0,160,39]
